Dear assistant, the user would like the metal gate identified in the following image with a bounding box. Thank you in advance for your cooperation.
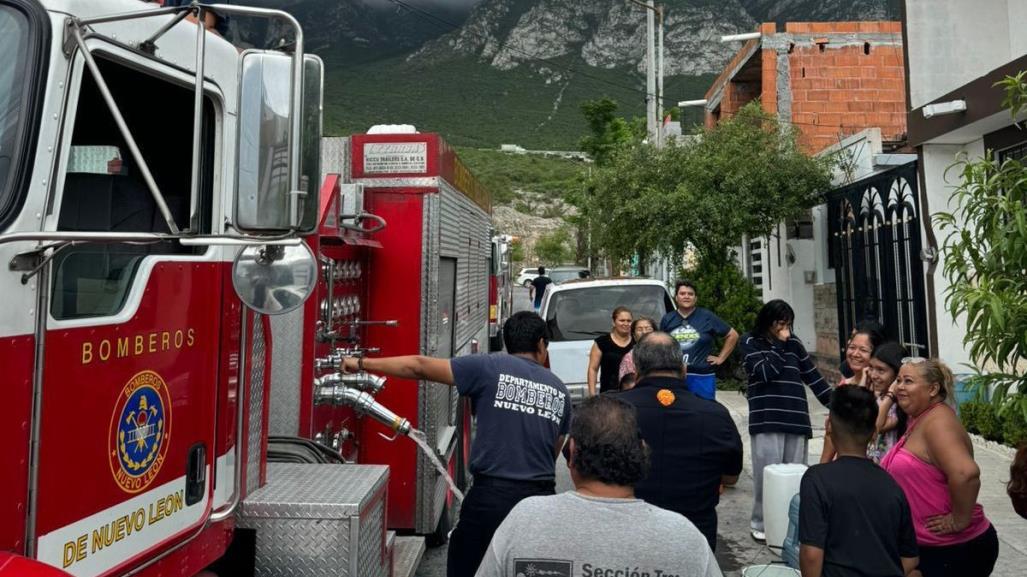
[827,161,930,357]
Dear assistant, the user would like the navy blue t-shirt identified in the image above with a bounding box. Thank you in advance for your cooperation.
[451,353,571,481]
[659,307,730,375]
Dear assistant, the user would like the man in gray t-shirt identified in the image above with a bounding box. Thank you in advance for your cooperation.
[476,395,722,577]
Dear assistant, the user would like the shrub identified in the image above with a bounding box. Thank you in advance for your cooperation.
[934,74,1027,422]
[1002,406,1027,448]
[960,401,981,435]
[976,402,1004,444]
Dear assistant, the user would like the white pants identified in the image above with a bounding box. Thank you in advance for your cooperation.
[750,432,808,531]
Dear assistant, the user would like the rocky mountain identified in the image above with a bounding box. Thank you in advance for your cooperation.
[240,0,902,148]
[412,0,756,77]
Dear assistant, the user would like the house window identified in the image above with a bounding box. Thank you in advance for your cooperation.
[998,141,1027,163]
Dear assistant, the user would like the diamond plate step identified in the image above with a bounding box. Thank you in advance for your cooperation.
[392,536,425,577]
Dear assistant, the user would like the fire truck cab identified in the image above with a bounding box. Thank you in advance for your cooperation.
[1,3,495,576]
[0,1,417,576]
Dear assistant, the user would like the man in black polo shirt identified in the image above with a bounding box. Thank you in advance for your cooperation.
[618,332,743,551]
[799,385,919,577]
[344,311,571,577]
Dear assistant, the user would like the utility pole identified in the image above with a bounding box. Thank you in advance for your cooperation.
[656,3,664,148]
[645,1,656,144]
[629,0,663,147]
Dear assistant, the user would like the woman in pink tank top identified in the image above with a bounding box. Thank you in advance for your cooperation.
[880,358,998,577]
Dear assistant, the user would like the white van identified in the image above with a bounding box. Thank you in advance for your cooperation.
[539,278,674,402]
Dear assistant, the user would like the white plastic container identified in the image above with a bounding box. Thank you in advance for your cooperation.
[742,565,801,577]
[763,463,808,549]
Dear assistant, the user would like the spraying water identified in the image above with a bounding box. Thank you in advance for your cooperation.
[408,428,465,503]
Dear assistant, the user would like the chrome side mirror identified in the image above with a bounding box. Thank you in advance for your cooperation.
[235,52,323,233]
[231,243,317,315]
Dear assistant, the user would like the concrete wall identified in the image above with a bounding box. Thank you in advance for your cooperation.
[905,0,1024,108]
[813,283,842,384]
[919,140,984,369]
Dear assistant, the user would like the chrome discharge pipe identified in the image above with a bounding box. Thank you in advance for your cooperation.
[314,378,411,438]
[314,371,387,395]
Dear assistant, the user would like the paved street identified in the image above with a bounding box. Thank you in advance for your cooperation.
[416,287,1025,576]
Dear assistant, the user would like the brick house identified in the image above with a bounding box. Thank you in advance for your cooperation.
[700,22,912,379]
[705,22,907,153]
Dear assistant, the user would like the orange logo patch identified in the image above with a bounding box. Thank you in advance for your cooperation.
[657,389,676,407]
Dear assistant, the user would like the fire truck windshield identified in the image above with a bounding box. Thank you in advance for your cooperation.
[0,4,31,226]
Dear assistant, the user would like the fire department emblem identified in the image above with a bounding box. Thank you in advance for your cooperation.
[108,370,172,493]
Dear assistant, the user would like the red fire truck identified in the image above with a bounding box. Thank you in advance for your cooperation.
[266,129,492,544]
[0,1,491,576]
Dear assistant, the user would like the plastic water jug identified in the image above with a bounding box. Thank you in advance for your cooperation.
[763,463,807,550]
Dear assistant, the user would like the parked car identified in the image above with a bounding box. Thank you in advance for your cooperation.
[547,266,591,284]
[515,267,539,287]
[539,278,674,402]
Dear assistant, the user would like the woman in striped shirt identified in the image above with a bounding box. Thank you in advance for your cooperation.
[741,299,832,542]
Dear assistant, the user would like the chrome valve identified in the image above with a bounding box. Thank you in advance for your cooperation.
[314,381,410,437]
[314,371,387,395]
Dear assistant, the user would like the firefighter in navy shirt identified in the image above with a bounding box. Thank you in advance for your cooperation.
[344,311,571,577]
[659,280,739,400]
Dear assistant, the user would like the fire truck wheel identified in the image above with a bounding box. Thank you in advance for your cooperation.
[425,499,453,547]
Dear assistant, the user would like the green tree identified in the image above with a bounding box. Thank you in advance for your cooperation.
[534,228,574,265]
[509,238,525,265]
[934,73,1027,419]
[582,101,833,269]
[578,97,639,166]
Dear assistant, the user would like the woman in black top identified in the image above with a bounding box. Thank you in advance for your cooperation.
[586,306,634,395]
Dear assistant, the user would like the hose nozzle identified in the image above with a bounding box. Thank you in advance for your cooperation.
[314,382,411,438]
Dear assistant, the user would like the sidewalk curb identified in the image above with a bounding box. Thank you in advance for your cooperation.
[970,433,1018,461]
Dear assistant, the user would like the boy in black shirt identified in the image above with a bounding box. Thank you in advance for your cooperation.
[799,385,920,577]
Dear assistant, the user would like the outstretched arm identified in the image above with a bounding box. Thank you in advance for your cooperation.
[793,339,831,409]
[343,355,455,385]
